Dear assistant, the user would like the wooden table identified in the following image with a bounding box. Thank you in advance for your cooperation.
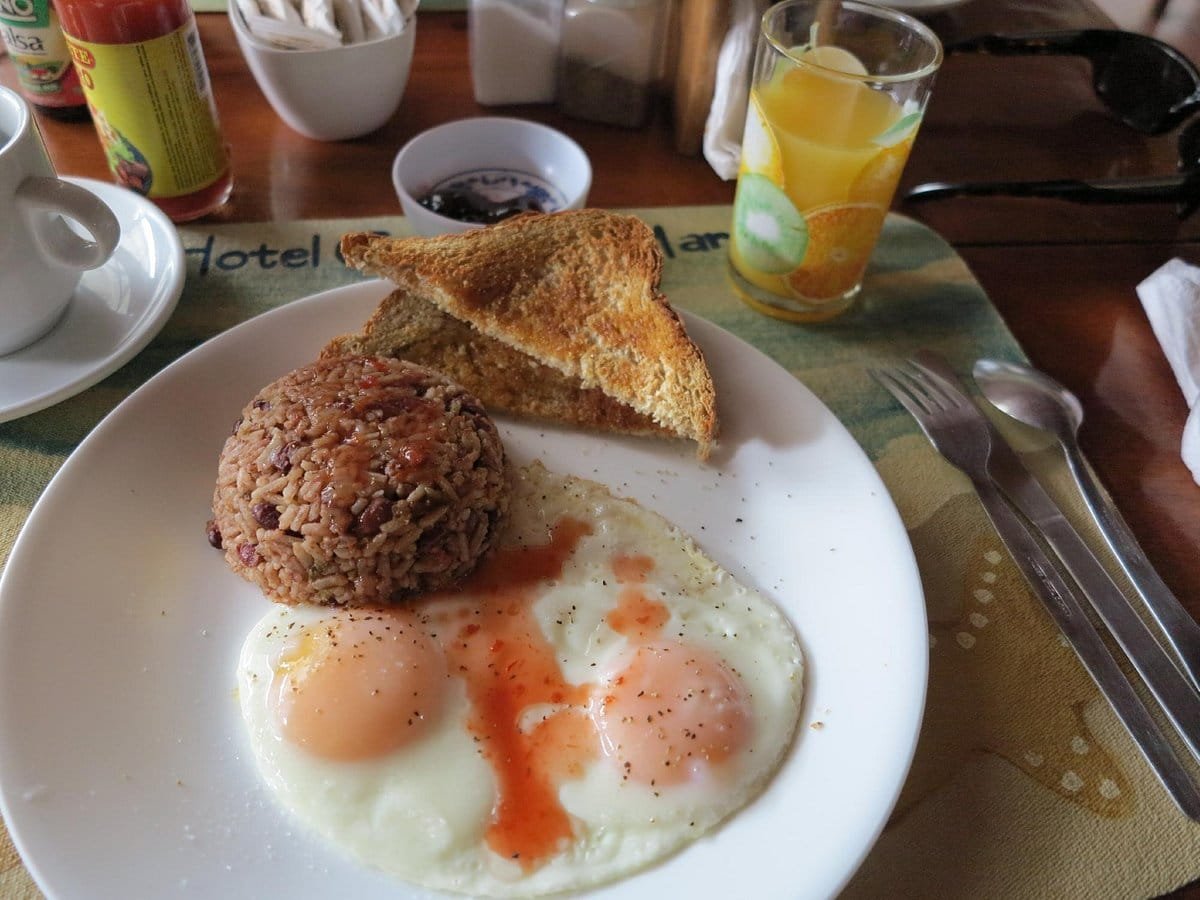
[3,0,1199,895]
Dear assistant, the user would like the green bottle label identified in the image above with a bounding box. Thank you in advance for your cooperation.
[0,0,51,29]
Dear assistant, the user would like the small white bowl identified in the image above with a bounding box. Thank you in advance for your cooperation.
[230,7,415,142]
[392,117,592,236]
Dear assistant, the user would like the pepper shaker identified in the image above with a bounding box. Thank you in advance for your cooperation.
[557,0,666,128]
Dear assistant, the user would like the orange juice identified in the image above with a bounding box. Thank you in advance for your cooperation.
[731,47,920,307]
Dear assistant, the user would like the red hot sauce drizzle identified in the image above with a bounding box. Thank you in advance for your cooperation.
[605,553,669,640]
[372,517,736,873]
[435,516,598,869]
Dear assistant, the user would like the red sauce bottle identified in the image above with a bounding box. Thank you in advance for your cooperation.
[55,0,232,221]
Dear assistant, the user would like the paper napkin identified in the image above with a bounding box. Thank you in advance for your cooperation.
[701,0,768,181]
[1135,257,1200,484]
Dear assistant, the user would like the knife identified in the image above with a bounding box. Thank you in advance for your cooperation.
[914,352,1200,763]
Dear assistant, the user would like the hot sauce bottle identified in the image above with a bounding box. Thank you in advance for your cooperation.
[55,0,232,221]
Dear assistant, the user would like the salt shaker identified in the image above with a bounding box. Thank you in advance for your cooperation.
[557,0,666,128]
[469,0,563,105]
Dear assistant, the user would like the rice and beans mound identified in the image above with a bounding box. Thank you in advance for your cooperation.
[209,356,510,606]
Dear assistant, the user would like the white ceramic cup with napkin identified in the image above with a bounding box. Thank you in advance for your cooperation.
[0,85,120,356]
[230,0,417,141]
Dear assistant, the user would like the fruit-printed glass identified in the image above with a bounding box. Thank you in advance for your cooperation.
[730,0,941,321]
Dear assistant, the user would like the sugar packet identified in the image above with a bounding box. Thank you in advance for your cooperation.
[237,0,413,49]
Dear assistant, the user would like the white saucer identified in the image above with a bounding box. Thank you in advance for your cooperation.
[0,177,184,424]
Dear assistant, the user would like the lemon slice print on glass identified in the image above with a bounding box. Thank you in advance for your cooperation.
[796,44,869,76]
[850,135,915,203]
[850,112,922,203]
[733,174,808,275]
[740,93,784,184]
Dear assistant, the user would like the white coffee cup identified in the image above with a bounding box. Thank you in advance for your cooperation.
[0,85,121,356]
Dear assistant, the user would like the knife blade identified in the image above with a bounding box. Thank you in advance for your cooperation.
[914,352,1200,763]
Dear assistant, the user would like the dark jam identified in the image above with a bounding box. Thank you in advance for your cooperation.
[419,188,546,225]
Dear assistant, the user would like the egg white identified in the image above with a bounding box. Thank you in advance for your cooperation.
[237,461,804,897]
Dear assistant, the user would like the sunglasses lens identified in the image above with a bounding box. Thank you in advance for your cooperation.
[1180,119,1200,170]
[1096,37,1200,133]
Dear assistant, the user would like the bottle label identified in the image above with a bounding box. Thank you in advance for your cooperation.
[65,21,228,199]
[0,0,86,108]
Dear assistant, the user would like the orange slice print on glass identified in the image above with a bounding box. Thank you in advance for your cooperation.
[785,203,886,301]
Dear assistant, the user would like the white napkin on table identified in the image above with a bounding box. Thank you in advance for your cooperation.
[1135,257,1200,484]
[702,0,769,181]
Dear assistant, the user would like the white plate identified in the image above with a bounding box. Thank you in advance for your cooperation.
[0,177,185,423]
[0,282,927,900]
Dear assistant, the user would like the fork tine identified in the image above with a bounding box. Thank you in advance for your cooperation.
[891,364,946,411]
[870,366,933,421]
[897,361,960,411]
[872,355,996,478]
[908,353,971,408]
[875,363,947,416]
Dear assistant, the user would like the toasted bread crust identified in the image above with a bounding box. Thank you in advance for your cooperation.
[338,210,717,457]
[321,290,670,437]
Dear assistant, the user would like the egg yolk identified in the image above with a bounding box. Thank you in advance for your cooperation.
[271,610,448,761]
[593,640,753,787]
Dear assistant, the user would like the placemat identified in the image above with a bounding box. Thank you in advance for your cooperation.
[2,206,1199,898]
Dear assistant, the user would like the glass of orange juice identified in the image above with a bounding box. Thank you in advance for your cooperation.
[730,0,942,322]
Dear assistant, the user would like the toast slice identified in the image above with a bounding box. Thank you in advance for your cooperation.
[320,289,670,437]
[335,210,717,457]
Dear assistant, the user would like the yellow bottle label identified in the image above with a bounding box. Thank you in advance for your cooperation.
[66,21,227,199]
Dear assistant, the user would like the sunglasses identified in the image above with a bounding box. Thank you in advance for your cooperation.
[905,30,1200,218]
[946,29,1200,136]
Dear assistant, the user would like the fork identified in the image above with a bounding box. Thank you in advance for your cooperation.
[871,355,1200,821]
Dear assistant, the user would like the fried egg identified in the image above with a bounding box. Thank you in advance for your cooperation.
[237,462,804,896]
